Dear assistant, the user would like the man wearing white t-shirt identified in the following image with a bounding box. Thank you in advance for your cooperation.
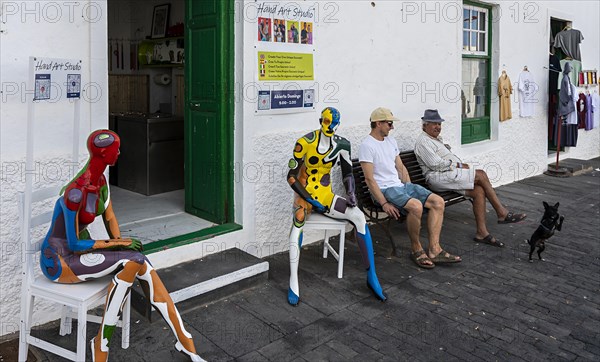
[359,107,461,269]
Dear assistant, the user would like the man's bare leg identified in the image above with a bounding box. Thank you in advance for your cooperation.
[403,199,433,267]
[422,194,457,260]
[465,185,489,239]
[474,170,508,220]
[423,194,444,254]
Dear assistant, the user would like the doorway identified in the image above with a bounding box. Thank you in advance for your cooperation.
[106,0,236,251]
[548,17,570,155]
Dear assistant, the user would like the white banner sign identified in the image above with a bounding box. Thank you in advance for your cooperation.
[30,57,83,101]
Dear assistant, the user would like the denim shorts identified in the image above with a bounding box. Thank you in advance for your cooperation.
[381,183,432,214]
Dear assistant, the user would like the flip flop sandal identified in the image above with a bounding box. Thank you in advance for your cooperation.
[473,234,505,248]
[498,211,527,224]
[430,249,461,264]
[410,249,435,269]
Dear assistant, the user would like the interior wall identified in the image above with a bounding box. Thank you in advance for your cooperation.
[107,0,185,114]
[0,0,110,337]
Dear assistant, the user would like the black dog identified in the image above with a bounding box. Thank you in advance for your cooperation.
[528,201,564,262]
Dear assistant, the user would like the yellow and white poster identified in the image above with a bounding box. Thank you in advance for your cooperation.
[253,1,317,114]
[258,51,314,81]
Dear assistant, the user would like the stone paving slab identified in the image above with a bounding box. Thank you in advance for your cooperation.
[28,161,600,361]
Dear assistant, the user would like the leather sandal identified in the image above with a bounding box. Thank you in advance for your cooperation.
[430,249,461,264]
[498,211,527,224]
[410,249,435,269]
[474,234,505,247]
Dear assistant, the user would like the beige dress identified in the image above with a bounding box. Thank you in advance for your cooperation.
[498,72,513,121]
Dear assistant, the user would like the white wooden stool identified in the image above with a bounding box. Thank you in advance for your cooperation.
[304,213,349,278]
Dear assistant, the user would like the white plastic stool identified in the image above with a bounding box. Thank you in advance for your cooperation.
[304,213,349,278]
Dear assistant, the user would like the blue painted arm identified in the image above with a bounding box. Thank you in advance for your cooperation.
[59,198,95,252]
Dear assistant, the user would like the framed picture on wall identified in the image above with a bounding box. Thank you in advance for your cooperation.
[151,4,170,39]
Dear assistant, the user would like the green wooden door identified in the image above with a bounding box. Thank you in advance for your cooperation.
[185,0,233,223]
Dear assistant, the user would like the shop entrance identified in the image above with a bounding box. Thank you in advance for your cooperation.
[185,0,233,224]
[548,17,570,155]
[106,0,235,249]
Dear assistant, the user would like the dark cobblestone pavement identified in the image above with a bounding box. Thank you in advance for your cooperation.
[31,162,600,361]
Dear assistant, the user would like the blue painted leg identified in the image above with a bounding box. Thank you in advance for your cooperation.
[357,226,387,301]
[287,288,299,306]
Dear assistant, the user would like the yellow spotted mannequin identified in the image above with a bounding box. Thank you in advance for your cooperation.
[286,107,386,305]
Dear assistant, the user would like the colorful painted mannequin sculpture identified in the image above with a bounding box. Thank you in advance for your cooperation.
[40,130,205,362]
[287,107,387,305]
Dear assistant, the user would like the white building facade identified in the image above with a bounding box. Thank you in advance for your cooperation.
[1,0,599,337]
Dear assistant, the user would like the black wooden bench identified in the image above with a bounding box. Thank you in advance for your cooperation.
[352,150,470,257]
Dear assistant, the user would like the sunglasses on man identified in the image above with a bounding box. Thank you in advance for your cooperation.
[379,121,394,127]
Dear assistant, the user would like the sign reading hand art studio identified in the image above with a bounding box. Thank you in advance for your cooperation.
[31,57,83,101]
[254,1,316,114]
[26,56,85,176]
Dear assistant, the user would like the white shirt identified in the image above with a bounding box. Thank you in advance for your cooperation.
[359,135,403,189]
[414,132,460,178]
[592,93,600,129]
[518,71,537,117]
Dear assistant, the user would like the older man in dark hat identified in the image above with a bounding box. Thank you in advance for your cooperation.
[414,109,526,248]
[360,107,461,269]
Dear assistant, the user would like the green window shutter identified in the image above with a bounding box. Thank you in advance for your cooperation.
[461,1,492,144]
[462,117,491,144]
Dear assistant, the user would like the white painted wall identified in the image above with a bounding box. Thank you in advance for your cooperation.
[1,0,599,338]
[0,0,111,337]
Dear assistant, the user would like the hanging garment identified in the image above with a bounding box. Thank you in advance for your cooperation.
[564,124,579,147]
[553,28,584,61]
[518,71,537,117]
[553,115,579,148]
[551,115,559,148]
[498,71,513,122]
[558,59,581,88]
[586,94,594,130]
[577,93,587,128]
[548,54,562,95]
[592,93,600,129]
[565,83,578,125]
[558,63,575,117]
[548,94,558,143]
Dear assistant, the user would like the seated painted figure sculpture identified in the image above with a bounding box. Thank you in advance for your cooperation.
[40,130,205,362]
[286,107,387,306]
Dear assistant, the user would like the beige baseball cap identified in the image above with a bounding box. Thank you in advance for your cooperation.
[370,107,399,122]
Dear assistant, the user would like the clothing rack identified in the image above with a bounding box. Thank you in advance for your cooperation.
[578,69,598,87]
[544,66,562,74]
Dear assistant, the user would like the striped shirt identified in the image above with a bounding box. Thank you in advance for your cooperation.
[414,131,462,179]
